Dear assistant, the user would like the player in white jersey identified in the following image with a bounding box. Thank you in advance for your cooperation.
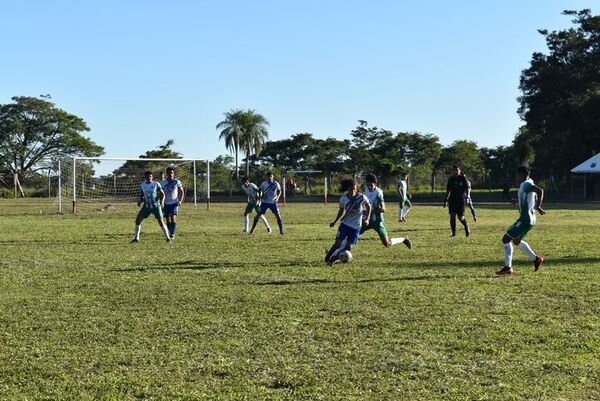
[325,179,371,265]
[131,171,171,243]
[249,172,284,235]
[362,173,411,248]
[242,177,271,233]
[398,172,412,222]
[161,167,184,239]
[497,166,545,276]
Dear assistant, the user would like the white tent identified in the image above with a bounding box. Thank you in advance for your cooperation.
[571,153,600,199]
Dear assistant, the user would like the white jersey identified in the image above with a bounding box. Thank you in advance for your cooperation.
[517,178,537,225]
[161,178,182,205]
[398,180,408,200]
[259,180,281,204]
[242,183,260,203]
[339,192,369,230]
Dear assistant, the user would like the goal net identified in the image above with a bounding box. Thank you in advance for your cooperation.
[49,157,210,213]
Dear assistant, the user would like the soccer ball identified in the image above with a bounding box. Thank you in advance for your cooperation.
[338,250,352,263]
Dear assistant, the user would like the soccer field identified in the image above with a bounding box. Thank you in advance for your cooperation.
[1,201,600,400]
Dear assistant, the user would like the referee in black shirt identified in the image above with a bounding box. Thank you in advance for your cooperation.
[443,165,471,237]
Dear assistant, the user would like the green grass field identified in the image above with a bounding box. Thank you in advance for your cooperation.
[1,200,600,400]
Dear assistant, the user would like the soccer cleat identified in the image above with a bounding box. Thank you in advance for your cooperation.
[403,238,412,249]
[496,266,514,276]
[465,226,471,238]
[242,229,247,233]
[267,227,272,234]
[170,235,175,240]
[165,237,171,242]
[534,256,544,272]
[130,238,140,243]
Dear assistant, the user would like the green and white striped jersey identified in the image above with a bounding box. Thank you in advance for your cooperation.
[517,178,537,224]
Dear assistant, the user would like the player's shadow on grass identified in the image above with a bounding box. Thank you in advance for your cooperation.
[254,275,455,286]
[393,256,600,270]
[115,260,249,272]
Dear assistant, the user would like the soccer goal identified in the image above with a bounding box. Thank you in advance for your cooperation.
[51,157,210,213]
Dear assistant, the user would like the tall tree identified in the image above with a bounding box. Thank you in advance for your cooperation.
[241,110,269,177]
[216,109,245,179]
[0,96,104,174]
[519,9,600,181]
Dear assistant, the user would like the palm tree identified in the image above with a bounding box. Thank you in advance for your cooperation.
[241,110,270,177]
[216,109,245,179]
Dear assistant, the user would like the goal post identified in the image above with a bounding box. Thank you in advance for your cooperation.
[55,157,210,213]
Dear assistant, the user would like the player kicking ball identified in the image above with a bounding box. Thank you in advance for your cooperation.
[131,171,171,243]
[242,177,271,233]
[249,172,284,235]
[161,167,184,239]
[398,172,412,222]
[497,165,545,276]
[325,179,371,265]
[363,173,412,249]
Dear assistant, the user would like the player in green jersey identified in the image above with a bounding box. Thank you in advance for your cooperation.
[361,173,412,249]
[496,166,545,276]
[131,171,171,243]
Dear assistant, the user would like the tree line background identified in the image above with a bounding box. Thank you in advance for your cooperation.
[1,9,598,200]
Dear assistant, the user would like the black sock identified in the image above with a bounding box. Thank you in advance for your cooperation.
[450,219,456,235]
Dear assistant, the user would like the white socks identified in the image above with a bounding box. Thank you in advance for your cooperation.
[260,214,271,229]
[134,225,141,240]
[400,207,411,220]
[243,215,249,231]
[504,242,513,267]
[518,241,537,260]
[390,237,406,246]
[161,224,170,240]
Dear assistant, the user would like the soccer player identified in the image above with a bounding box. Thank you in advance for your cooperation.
[326,179,371,265]
[363,173,412,249]
[398,172,412,222]
[496,166,545,276]
[161,167,184,239]
[443,165,472,237]
[241,177,271,233]
[131,171,171,243]
[249,172,284,235]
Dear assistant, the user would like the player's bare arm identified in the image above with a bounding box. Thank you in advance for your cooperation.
[533,185,545,215]
[330,208,344,227]
[178,186,185,206]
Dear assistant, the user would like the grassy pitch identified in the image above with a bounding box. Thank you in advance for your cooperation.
[1,201,600,400]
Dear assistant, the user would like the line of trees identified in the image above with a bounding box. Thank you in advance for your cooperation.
[2,9,598,198]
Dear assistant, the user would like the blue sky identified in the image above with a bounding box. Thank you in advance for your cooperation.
[1,0,596,163]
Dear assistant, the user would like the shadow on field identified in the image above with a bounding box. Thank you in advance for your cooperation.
[396,256,600,270]
[115,260,245,272]
[254,274,455,286]
[114,256,600,273]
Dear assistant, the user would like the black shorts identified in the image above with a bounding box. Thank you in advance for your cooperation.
[448,198,465,215]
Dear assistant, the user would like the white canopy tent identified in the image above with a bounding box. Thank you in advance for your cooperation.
[571,153,600,199]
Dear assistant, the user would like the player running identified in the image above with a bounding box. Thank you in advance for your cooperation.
[249,172,284,235]
[496,166,545,276]
[242,177,271,233]
[131,171,171,243]
[326,179,371,265]
[443,165,472,238]
[398,172,412,222]
[161,167,184,239]
[363,173,412,249]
